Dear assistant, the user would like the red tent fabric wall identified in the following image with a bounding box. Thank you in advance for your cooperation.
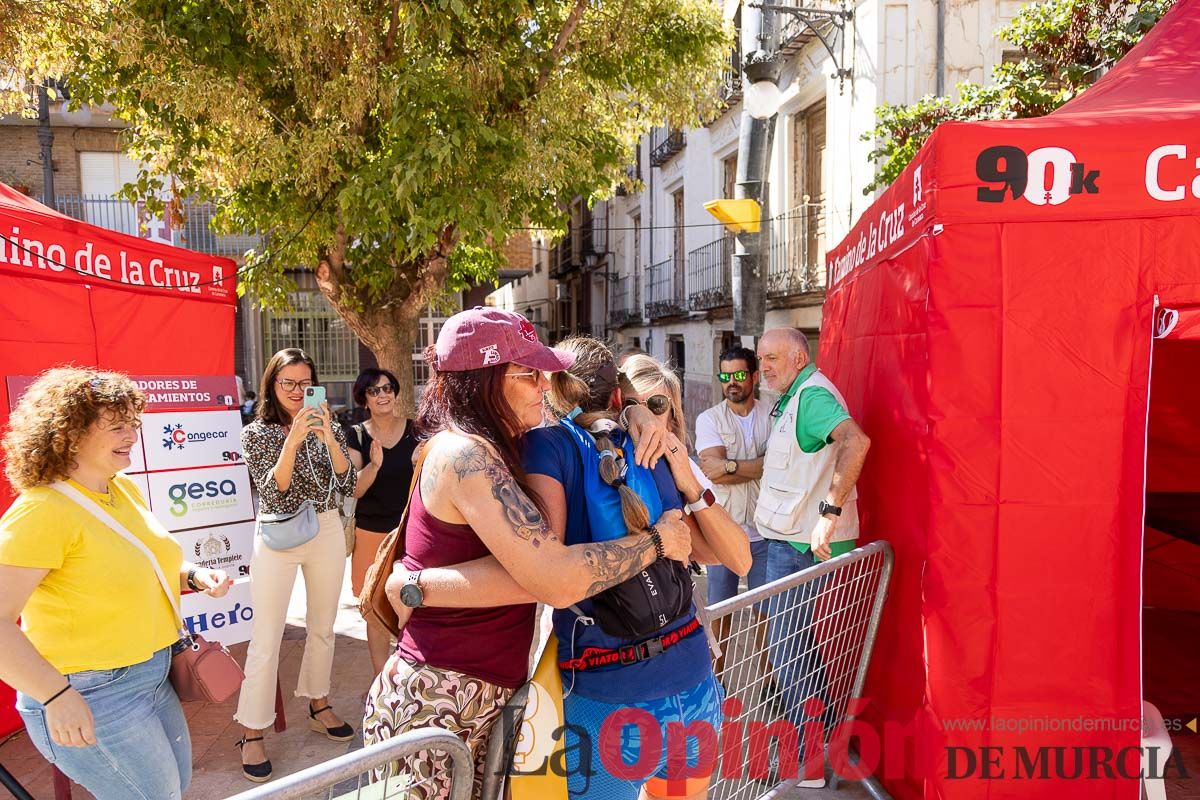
[822,2,1200,796]
[0,183,236,738]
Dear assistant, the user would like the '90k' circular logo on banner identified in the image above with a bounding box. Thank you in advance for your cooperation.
[975,146,1100,206]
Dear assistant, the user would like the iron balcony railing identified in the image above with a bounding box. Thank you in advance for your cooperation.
[649,127,686,167]
[645,256,687,319]
[720,44,744,104]
[687,234,734,310]
[45,195,260,259]
[608,272,642,327]
[765,203,825,298]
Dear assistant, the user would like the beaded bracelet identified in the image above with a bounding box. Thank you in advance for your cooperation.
[646,524,665,560]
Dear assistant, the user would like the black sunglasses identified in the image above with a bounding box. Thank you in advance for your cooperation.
[365,384,397,397]
[623,395,671,416]
[717,370,750,383]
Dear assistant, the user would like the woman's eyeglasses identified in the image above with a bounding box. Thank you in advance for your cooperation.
[717,370,750,383]
[276,379,315,392]
[505,370,544,386]
[365,384,396,397]
[623,395,671,416]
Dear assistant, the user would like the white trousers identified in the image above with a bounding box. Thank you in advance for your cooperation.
[234,509,346,729]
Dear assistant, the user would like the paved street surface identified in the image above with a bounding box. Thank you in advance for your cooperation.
[0,567,960,800]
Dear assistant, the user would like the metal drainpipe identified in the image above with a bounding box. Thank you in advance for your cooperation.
[732,7,779,343]
[936,0,946,96]
[37,83,56,207]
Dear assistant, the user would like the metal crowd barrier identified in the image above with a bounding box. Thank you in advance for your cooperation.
[481,540,895,800]
[225,728,474,800]
[707,540,893,800]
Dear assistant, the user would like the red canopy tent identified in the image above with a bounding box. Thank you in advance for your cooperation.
[822,2,1200,797]
[0,183,237,737]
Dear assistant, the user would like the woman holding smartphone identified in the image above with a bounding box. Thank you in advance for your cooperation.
[234,348,357,783]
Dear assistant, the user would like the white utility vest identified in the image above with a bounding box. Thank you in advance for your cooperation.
[698,400,773,530]
[754,369,860,543]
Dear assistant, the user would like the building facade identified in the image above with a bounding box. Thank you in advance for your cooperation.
[500,0,1030,432]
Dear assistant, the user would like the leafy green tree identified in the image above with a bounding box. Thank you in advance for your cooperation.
[863,0,1170,194]
[2,0,728,404]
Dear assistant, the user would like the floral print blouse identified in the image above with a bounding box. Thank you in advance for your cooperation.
[241,420,356,515]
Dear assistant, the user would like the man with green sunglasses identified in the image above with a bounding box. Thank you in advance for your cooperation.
[695,346,774,676]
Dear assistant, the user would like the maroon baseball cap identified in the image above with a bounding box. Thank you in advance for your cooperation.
[434,307,575,373]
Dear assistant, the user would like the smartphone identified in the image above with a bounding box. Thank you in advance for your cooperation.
[303,385,326,427]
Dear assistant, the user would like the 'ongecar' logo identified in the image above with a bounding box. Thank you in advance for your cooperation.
[161,423,230,451]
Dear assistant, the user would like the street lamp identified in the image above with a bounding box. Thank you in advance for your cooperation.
[742,53,784,121]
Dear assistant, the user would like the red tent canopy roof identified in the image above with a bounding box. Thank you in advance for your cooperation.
[1053,0,1200,117]
[828,0,1200,287]
[0,182,236,305]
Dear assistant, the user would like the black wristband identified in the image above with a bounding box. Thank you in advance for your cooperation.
[42,684,72,707]
[647,525,665,560]
[186,568,201,592]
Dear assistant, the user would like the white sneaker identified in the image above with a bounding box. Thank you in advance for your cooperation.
[797,777,827,788]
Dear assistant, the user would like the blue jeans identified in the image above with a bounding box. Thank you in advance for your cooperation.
[16,647,191,800]
[706,538,771,606]
[764,540,832,729]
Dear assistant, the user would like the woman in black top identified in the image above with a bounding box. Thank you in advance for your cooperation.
[345,367,419,675]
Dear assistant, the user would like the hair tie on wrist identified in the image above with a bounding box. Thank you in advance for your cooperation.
[42,684,72,707]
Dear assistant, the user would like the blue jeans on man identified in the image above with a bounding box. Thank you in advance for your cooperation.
[764,540,833,730]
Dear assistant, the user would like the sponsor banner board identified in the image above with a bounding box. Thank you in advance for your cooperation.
[175,520,254,578]
[145,464,254,532]
[143,409,244,471]
[182,578,254,647]
[5,374,238,412]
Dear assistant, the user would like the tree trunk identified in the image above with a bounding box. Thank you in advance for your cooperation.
[368,317,419,416]
[314,229,454,418]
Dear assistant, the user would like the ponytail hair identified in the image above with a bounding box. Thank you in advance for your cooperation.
[548,336,652,534]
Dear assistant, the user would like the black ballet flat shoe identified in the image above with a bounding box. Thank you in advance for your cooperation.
[309,703,355,742]
[236,736,273,783]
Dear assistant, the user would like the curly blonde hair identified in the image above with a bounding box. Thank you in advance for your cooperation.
[3,367,146,491]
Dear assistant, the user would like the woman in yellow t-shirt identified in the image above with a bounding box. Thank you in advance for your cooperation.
[0,368,233,800]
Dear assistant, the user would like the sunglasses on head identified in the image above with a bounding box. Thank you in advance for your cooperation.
[623,395,671,416]
[717,370,750,383]
[365,384,396,397]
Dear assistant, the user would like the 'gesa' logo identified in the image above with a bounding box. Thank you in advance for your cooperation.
[168,479,238,517]
[975,146,1100,206]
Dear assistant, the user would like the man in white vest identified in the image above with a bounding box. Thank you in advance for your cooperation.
[694,345,773,675]
[755,328,870,764]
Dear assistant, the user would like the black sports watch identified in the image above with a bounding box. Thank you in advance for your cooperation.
[399,571,425,609]
[818,500,842,517]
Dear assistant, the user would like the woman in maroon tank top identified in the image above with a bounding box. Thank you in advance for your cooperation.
[362,308,693,800]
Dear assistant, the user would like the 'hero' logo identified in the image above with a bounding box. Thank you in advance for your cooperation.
[975,146,1100,206]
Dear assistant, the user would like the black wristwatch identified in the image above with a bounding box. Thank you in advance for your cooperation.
[818,500,842,517]
[399,571,425,609]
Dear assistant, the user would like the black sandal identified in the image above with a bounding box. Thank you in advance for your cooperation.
[309,703,354,742]
[236,736,272,783]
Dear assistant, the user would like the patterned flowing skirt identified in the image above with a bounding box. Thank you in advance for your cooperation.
[363,654,516,800]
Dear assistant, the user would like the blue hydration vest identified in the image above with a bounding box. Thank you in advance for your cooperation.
[557,417,662,541]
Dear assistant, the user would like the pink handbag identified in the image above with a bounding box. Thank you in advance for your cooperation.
[50,482,245,704]
[169,634,244,703]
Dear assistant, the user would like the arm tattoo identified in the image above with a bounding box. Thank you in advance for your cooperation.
[580,535,655,598]
[452,441,557,548]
